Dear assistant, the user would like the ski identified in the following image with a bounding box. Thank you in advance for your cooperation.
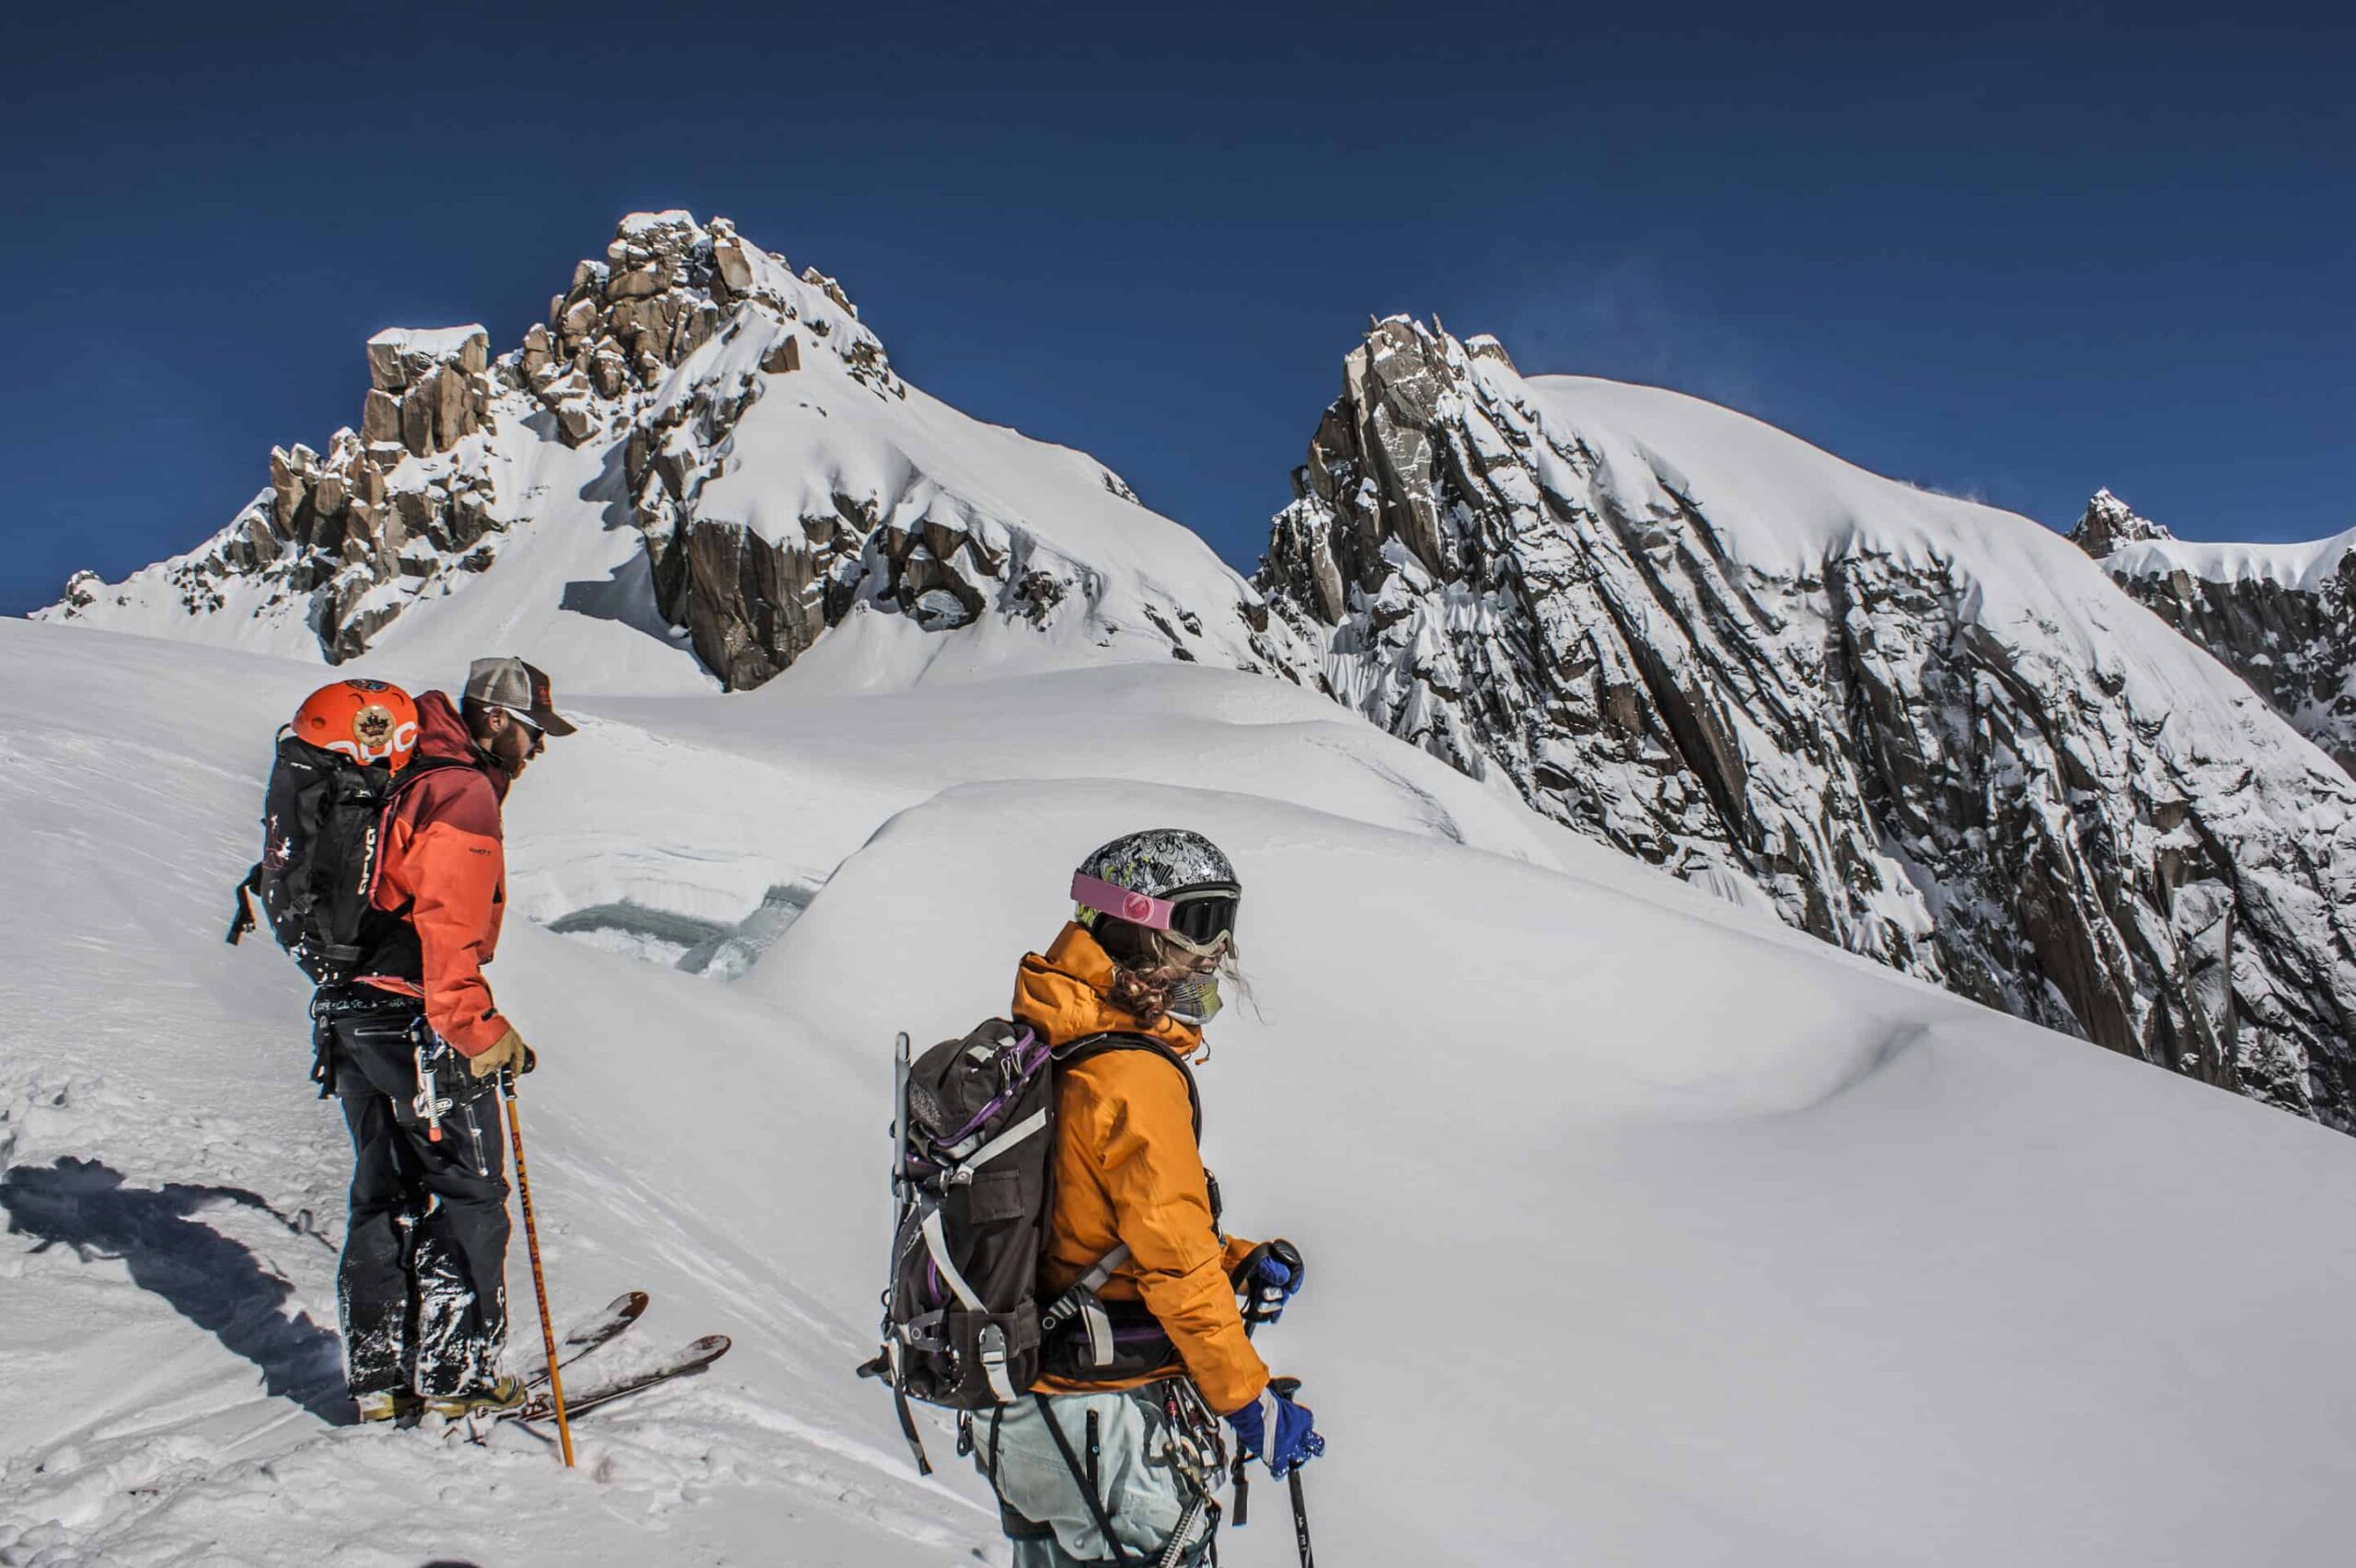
[508,1333,732,1424]
[522,1289,649,1390]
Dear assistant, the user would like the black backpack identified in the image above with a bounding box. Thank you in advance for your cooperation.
[861,1020,1200,1473]
[224,729,440,986]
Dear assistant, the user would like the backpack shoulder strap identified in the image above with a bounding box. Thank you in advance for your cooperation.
[364,755,480,905]
[383,754,471,811]
[1055,1032,1201,1142]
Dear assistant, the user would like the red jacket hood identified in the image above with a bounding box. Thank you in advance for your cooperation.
[413,689,510,801]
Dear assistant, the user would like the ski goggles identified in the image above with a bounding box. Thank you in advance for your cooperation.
[1069,873,1241,956]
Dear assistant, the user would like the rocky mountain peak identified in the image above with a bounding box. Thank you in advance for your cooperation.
[2068,487,2175,558]
[37,210,1272,696]
[1257,315,2356,1131]
[526,210,899,449]
[35,227,2356,1136]
[35,213,908,670]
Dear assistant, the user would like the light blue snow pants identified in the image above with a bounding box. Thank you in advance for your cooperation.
[976,1385,1216,1567]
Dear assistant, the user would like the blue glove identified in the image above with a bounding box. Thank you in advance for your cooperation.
[1233,1239,1305,1326]
[1226,1379,1324,1478]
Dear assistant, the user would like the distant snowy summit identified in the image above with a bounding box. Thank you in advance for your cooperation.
[2067,489,2356,778]
[38,211,1286,691]
[32,216,2356,1136]
[1254,315,2356,1131]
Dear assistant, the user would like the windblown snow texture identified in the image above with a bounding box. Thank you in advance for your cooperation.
[1255,317,2356,1129]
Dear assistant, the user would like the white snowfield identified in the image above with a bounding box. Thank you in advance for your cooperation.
[6,616,2356,1566]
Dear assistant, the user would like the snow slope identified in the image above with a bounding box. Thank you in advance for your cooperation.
[7,616,2356,1565]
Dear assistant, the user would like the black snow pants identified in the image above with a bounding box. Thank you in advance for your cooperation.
[318,992,511,1399]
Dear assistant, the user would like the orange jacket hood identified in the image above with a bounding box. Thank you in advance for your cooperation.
[360,690,512,1055]
[413,690,511,801]
[1012,922,1203,1057]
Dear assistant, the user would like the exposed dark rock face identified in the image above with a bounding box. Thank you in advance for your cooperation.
[2066,488,2174,558]
[40,212,1266,688]
[2073,491,2356,779]
[1257,317,2356,1129]
[40,213,926,678]
[51,325,506,663]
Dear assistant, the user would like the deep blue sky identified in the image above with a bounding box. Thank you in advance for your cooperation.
[5,3,2350,616]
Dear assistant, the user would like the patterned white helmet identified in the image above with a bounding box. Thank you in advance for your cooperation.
[1070,828,1240,956]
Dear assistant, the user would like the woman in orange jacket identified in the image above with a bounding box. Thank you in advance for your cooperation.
[977,829,1324,1567]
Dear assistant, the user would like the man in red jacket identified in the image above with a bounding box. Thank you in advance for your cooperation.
[311,656,574,1423]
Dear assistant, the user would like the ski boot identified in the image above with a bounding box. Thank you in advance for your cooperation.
[353,1389,420,1424]
[422,1376,529,1419]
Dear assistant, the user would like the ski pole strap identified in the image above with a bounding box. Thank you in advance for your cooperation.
[1035,1393,1136,1568]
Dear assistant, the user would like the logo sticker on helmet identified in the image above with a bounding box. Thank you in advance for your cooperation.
[352,705,396,749]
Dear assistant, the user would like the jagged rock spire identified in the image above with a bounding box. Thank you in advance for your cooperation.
[38,212,902,670]
[2068,488,2175,558]
[36,210,1267,695]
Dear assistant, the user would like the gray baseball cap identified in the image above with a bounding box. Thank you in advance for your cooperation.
[464,656,578,736]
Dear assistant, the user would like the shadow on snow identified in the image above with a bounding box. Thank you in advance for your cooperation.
[1,1155,350,1424]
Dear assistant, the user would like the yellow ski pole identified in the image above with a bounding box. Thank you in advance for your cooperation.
[502,1070,574,1468]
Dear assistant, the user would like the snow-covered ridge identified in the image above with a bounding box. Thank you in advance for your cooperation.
[1257,315,2356,1129]
[2106,526,2356,593]
[34,212,1288,695]
[2065,490,2356,778]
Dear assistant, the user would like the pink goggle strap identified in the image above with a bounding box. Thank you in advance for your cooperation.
[1069,871,1173,931]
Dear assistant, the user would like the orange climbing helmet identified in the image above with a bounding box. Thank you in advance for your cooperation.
[293,678,420,770]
